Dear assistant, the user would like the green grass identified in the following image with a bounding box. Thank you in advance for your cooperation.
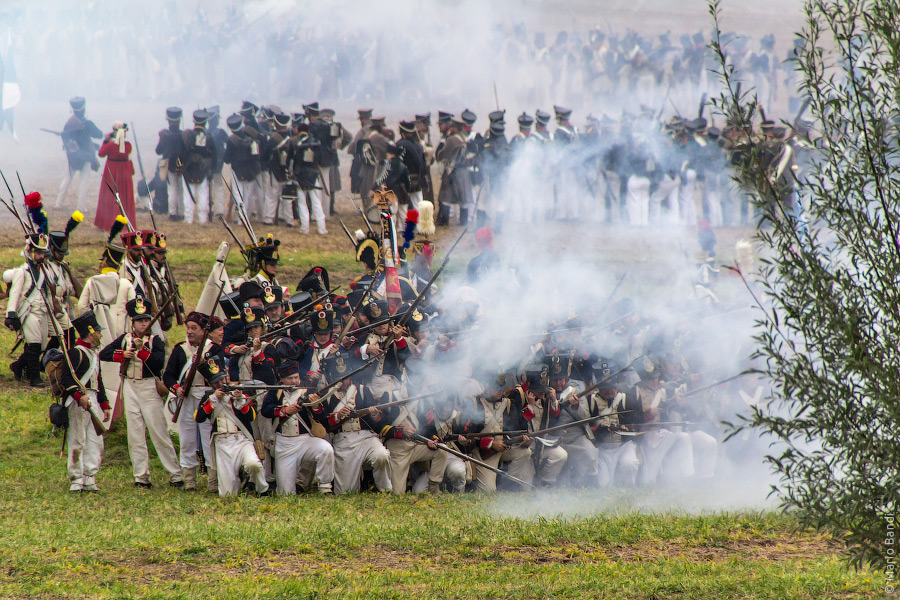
[0,226,882,598]
[0,378,882,599]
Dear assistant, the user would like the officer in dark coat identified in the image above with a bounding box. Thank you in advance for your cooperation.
[182,109,218,224]
[56,97,103,210]
[155,107,187,222]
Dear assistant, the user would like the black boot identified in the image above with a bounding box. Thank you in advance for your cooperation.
[475,210,487,230]
[9,354,23,381]
[459,208,469,227]
[436,203,451,226]
[24,343,45,388]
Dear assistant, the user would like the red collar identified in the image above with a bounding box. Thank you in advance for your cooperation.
[76,339,91,349]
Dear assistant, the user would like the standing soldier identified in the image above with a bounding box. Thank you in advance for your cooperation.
[206,106,229,219]
[289,124,328,235]
[99,296,183,488]
[319,108,352,216]
[77,217,136,409]
[397,120,427,216]
[156,107,187,222]
[223,114,264,221]
[348,108,373,200]
[182,109,218,225]
[46,211,84,350]
[435,118,471,226]
[265,113,295,227]
[6,230,53,387]
[414,113,436,203]
[56,97,102,210]
[49,310,111,492]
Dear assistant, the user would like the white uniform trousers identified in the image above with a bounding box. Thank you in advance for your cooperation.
[185,179,210,224]
[67,400,104,491]
[236,177,263,221]
[473,445,534,491]
[384,438,446,495]
[399,190,423,226]
[597,441,640,487]
[412,451,466,493]
[210,171,226,217]
[626,175,651,226]
[299,186,327,234]
[22,307,49,348]
[213,432,268,496]
[123,377,181,485]
[637,429,695,484]
[177,393,212,469]
[649,173,680,224]
[167,171,185,219]
[56,164,93,211]
[274,433,335,495]
[333,429,392,493]
[262,177,294,226]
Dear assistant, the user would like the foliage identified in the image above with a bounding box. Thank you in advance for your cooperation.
[708,0,900,569]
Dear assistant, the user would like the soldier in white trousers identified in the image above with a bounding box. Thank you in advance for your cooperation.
[99,296,182,488]
[195,355,269,496]
[261,361,335,494]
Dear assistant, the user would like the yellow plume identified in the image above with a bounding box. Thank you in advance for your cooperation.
[71,211,84,223]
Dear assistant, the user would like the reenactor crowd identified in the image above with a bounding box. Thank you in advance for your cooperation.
[54,91,811,239]
[3,173,765,495]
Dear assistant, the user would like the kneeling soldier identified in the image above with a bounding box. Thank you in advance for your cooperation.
[195,355,269,496]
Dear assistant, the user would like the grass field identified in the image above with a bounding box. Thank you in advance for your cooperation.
[0,215,884,599]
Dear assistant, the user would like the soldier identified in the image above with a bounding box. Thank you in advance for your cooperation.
[533,109,552,142]
[354,299,410,397]
[182,109,218,224]
[435,118,471,226]
[77,217,136,407]
[468,367,535,492]
[347,109,372,196]
[155,107,187,222]
[289,124,328,235]
[586,359,640,487]
[322,349,393,493]
[223,113,264,221]
[478,120,510,229]
[309,106,351,217]
[46,211,84,351]
[163,311,222,491]
[398,120,427,215]
[510,363,568,487]
[195,354,270,496]
[264,112,295,227]
[5,231,53,387]
[50,310,111,492]
[414,113,436,203]
[99,296,182,488]
[301,304,338,385]
[251,238,281,288]
[373,143,410,222]
[226,305,275,385]
[260,360,335,494]
[509,112,535,151]
[353,115,390,208]
[206,106,230,219]
[56,97,102,210]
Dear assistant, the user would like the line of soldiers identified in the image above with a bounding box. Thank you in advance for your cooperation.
[151,101,350,235]
[4,196,763,495]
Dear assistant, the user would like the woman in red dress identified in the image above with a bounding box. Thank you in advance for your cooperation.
[95,121,136,231]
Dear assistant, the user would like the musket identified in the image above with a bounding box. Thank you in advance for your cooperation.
[218,215,254,267]
[112,291,177,422]
[59,261,84,301]
[172,280,225,422]
[222,175,255,245]
[347,390,442,417]
[40,128,63,136]
[223,383,298,392]
[599,272,627,318]
[28,261,107,436]
[573,354,646,401]
[459,428,528,439]
[261,287,342,339]
[1,171,32,234]
[504,410,635,446]
[339,219,356,246]
[229,174,257,242]
[697,92,708,119]
[0,195,30,235]
[300,356,380,407]
[7,336,23,357]
[677,371,752,399]
[410,433,535,488]
[348,195,374,234]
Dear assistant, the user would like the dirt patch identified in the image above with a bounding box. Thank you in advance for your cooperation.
[109,534,840,580]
